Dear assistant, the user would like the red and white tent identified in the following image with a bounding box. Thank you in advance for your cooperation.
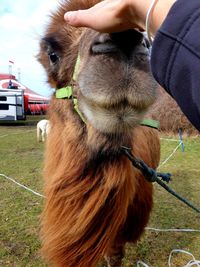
[0,73,49,114]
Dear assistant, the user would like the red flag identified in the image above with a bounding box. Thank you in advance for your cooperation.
[9,60,14,64]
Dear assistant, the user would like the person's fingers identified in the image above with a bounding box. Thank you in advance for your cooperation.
[64,0,130,32]
[64,0,138,32]
[64,9,118,32]
[64,10,92,28]
[64,9,119,32]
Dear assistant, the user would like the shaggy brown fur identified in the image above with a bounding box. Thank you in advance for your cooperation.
[38,1,160,266]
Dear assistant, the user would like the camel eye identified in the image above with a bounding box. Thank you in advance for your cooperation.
[48,52,59,64]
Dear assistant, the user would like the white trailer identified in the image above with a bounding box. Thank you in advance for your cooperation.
[0,89,25,121]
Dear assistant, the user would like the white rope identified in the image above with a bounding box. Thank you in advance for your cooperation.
[137,250,200,267]
[158,141,182,169]
[160,137,180,142]
[0,129,43,197]
[0,173,44,198]
[168,249,200,267]
[137,261,150,267]
[145,227,200,233]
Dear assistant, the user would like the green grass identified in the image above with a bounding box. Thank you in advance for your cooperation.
[0,121,199,267]
[0,117,45,267]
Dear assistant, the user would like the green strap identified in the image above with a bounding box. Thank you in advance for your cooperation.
[140,119,160,129]
[56,55,80,99]
[73,55,81,81]
[56,86,73,99]
[73,98,86,123]
[55,86,86,123]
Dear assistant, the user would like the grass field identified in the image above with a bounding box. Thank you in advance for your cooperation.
[0,117,199,267]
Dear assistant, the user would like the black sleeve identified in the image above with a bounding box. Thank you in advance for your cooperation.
[151,0,200,131]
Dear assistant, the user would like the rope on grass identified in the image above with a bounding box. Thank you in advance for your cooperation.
[137,261,149,267]
[145,227,200,233]
[0,173,44,198]
[137,249,200,267]
[160,137,180,142]
[158,141,183,169]
[168,249,200,267]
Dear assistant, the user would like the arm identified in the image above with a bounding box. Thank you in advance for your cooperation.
[151,0,200,131]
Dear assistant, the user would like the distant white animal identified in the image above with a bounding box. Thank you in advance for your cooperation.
[37,119,50,142]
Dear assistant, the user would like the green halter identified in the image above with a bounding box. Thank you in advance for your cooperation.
[140,118,159,129]
[55,56,159,129]
[55,55,80,99]
[56,86,73,99]
[55,56,86,122]
[56,85,86,123]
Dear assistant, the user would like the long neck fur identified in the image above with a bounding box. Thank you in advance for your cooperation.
[41,98,160,267]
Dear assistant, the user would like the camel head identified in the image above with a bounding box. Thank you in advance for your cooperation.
[38,1,157,134]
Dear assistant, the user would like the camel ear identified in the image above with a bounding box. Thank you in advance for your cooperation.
[38,2,82,88]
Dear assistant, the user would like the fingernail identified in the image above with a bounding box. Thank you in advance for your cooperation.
[64,12,73,22]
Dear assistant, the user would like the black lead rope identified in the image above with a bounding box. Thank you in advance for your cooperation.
[121,146,200,213]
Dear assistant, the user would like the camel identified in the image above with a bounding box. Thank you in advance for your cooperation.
[37,1,160,266]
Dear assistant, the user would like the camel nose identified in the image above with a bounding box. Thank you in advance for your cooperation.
[91,34,119,54]
[91,29,145,56]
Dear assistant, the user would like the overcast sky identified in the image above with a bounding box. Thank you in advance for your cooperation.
[0,0,59,97]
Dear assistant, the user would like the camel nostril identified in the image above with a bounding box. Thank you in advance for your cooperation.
[91,41,118,54]
[91,34,118,54]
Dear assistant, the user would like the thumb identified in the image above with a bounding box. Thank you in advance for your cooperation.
[64,10,91,27]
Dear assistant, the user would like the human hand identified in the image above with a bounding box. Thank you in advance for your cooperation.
[64,0,176,36]
[64,0,144,33]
